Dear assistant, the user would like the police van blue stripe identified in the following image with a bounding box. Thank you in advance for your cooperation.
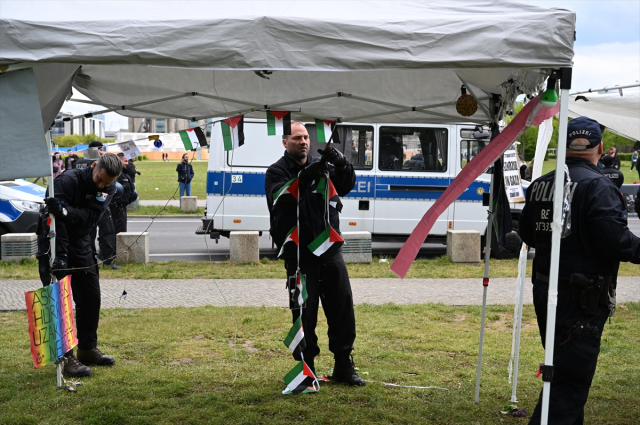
[207,171,490,202]
[0,199,23,223]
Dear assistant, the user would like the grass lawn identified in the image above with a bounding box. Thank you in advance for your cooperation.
[133,160,209,201]
[542,159,640,184]
[128,206,204,216]
[2,257,639,280]
[1,303,639,424]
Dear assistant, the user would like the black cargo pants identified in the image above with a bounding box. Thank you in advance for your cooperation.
[284,252,356,363]
[529,281,609,425]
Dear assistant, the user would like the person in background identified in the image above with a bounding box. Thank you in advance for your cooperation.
[65,149,78,170]
[631,150,638,171]
[524,158,535,181]
[110,153,135,234]
[127,157,141,185]
[608,147,621,170]
[601,155,624,189]
[52,152,65,179]
[176,153,194,206]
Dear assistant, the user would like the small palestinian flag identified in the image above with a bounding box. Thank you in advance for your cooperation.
[221,114,245,151]
[315,178,343,212]
[295,272,308,307]
[283,316,306,355]
[179,127,207,150]
[314,119,335,143]
[282,360,317,395]
[267,111,292,136]
[272,178,299,210]
[308,226,344,258]
[278,226,298,258]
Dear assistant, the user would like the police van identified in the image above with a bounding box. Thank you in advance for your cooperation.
[200,120,525,256]
[0,179,46,256]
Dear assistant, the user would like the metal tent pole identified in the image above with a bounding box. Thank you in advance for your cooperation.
[46,130,64,388]
[510,245,527,402]
[474,166,495,403]
[540,85,571,424]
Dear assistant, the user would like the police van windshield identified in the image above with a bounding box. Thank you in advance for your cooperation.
[378,126,448,172]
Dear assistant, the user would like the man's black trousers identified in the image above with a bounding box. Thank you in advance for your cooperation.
[528,281,609,425]
[284,252,356,363]
[91,211,116,265]
[111,205,128,234]
[38,234,101,351]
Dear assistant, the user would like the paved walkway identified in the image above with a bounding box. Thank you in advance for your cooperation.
[2,277,639,310]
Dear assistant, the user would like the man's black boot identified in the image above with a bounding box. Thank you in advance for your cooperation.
[77,347,116,366]
[63,351,93,377]
[331,354,366,386]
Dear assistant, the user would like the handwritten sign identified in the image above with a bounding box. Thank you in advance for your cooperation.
[24,276,78,368]
[502,144,525,203]
[116,140,141,160]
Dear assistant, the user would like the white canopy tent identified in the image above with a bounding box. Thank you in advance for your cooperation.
[1,1,576,421]
[569,86,640,142]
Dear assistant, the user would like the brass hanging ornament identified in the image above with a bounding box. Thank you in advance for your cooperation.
[456,85,478,117]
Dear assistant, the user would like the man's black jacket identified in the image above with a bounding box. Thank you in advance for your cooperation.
[265,151,356,258]
[176,162,194,183]
[601,166,624,189]
[40,167,116,258]
[519,157,640,283]
[111,169,135,208]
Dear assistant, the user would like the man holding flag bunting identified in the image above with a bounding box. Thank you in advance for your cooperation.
[265,121,365,388]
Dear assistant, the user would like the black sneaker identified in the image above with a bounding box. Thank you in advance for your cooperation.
[63,354,93,377]
[331,354,366,386]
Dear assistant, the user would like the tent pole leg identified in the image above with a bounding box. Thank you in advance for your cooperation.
[540,87,570,425]
[510,247,527,403]
[475,169,495,404]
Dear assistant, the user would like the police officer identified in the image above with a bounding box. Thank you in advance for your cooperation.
[74,141,119,268]
[519,116,640,423]
[36,153,122,377]
[110,153,136,234]
[265,122,365,386]
[600,154,624,189]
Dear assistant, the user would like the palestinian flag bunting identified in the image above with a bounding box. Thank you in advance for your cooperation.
[178,127,207,150]
[282,360,317,395]
[221,115,245,151]
[308,226,344,258]
[314,119,335,143]
[283,316,306,355]
[278,226,299,258]
[315,178,343,212]
[267,111,292,136]
[272,178,299,209]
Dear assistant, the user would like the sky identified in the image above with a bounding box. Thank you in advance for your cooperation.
[60,0,640,131]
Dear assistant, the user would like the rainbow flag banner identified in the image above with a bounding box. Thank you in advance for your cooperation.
[24,276,78,369]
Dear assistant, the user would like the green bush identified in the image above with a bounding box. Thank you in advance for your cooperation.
[618,153,633,161]
[547,154,556,159]
[53,133,115,148]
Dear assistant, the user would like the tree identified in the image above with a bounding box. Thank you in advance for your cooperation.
[53,133,115,148]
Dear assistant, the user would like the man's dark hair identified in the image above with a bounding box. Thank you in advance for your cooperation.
[96,153,122,177]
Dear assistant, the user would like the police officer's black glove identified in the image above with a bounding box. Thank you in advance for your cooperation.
[44,197,64,218]
[298,161,327,187]
[51,256,68,281]
[318,147,347,169]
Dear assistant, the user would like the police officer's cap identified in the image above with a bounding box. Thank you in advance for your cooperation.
[566,116,602,150]
[88,141,104,148]
[601,155,613,167]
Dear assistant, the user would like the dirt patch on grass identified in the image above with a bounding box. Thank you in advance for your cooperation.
[171,357,194,365]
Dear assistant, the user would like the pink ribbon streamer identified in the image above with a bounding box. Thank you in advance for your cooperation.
[390,95,560,278]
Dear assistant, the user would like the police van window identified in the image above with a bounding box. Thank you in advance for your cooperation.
[379,126,448,172]
[349,126,374,170]
[460,140,488,168]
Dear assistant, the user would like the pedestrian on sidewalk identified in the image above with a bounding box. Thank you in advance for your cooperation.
[176,153,194,206]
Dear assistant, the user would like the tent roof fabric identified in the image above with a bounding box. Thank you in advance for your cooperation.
[569,90,640,142]
[0,0,576,124]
